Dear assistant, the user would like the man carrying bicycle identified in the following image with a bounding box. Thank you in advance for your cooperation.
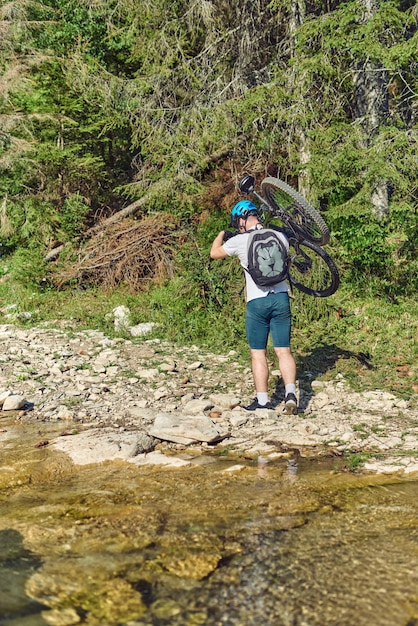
[210,200,298,414]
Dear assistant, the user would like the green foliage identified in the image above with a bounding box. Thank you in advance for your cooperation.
[297,0,413,64]
[7,245,49,288]
[141,215,247,347]
[139,277,244,348]
[0,0,417,358]
[60,194,89,239]
[327,200,417,295]
[0,198,61,253]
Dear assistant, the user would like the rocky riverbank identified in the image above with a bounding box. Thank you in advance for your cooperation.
[1,322,417,475]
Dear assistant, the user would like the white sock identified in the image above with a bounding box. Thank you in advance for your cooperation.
[257,392,269,406]
[285,384,296,396]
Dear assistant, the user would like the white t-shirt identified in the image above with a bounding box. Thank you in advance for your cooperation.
[223,226,290,302]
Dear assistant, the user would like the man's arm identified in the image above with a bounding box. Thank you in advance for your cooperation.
[210,231,229,259]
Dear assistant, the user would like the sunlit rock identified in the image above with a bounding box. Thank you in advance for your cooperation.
[149,412,225,444]
[0,390,12,406]
[2,394,26,411]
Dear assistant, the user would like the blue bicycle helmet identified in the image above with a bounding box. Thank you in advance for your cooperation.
[230,200,258,228]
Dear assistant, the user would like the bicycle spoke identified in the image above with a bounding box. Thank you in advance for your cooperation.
[289,241,339,298]
[261,177,330,246]
[287,204,325,242]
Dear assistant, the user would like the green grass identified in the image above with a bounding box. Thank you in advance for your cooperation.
[343,452,372,472]
[291,290,417,399]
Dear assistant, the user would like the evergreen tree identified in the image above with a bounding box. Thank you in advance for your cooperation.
[0,0,416,293]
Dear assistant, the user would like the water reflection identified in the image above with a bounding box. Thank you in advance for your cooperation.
[0,529,48,625]
[257,455,298,482]
[286,457,298,481]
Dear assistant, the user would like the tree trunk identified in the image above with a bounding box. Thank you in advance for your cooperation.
[353,0,390,219]
[288,0,312,201]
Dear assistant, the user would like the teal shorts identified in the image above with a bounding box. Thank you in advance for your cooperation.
[245,292,291,350]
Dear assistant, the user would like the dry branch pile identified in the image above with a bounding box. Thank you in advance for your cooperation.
[52,215,178,292]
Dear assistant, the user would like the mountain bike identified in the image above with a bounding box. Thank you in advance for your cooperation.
[236,173,340,298]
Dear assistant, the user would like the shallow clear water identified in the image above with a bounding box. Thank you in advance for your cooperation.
[1,417,418,626]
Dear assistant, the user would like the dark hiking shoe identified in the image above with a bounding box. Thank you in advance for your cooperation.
[243,399,273,412]
[283,393,298,415]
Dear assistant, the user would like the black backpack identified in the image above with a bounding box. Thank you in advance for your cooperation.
[245,229,289,287]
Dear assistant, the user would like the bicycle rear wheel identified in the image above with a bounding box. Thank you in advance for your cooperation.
[288,240,339,298]
[261,177,330,246]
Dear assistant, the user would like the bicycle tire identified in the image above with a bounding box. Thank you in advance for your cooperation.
[261,177,330,246]
[288,239,339,298]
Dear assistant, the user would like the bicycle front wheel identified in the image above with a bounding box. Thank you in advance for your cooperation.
[261,177,330,246]
[288,240,339,298]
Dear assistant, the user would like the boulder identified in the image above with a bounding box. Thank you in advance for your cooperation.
[149,412,227,445]
[2,394,26,411]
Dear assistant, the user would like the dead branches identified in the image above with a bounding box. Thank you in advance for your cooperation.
[52,215,178,292]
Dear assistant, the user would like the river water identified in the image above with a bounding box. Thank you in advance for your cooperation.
[1,416,418,626]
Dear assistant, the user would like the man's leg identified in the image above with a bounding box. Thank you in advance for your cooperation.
[274,346,297,414]
[241,348,271,410]
[250,349,269,392]
[244,299,271,409]
[273,347,296,387]
[269,293,298,414]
